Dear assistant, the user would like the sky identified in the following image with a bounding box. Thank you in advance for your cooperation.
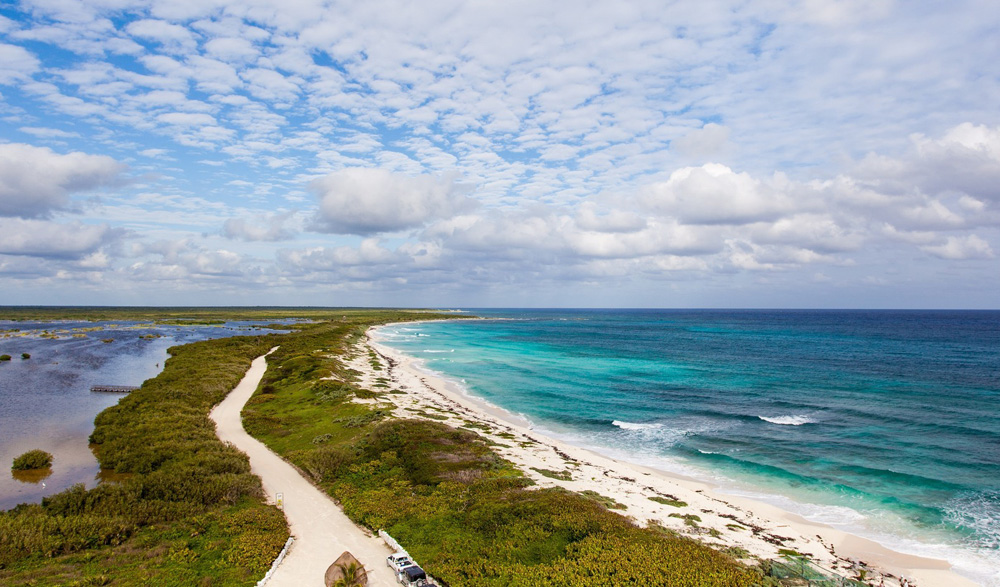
[0,0,998,308]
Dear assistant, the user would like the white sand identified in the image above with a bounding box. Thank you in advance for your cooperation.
[358,327,978,587]
[210,349,397,587]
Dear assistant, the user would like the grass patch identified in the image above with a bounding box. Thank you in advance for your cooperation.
[669,513,703,527]
[649,496,687,508]
[579,490,627,510]
[530,467,573,481]
[778,548,806,558]
[413,410,450,421]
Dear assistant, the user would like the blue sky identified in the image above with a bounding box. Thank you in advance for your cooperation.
[0,0,998,308]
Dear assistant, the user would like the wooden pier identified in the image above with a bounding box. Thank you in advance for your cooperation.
[90,385,140,393]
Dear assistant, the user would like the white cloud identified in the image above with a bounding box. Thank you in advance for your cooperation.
[1,2,998,305]
[641,164,799,225]
[0,218,119,258]
[204,37,258,63]
[854,124,1000,204]
[311,168,476,235]
[0,43,39,84]
[19,126,81,138]
[671,123,732,160]
[223,210,296,241]
[126,18,199,52]
[242,67,300,103]
[157,112,217,126]
[921,234,994,260]
[0,143,126,218]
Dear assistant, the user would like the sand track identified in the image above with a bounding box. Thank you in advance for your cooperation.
[210,350,396,587]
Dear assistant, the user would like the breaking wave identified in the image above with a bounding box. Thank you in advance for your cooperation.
[758,414,815,426]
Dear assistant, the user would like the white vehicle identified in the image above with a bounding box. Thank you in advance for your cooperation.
[386,552,413,573]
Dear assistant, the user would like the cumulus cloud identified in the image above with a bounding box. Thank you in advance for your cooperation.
[921,235,994,260]
[0,144,126,218]
[223,211,296,242]
[310,168,476,235]
[0,218,119,258]
[126,19,199,52]
[0,43,39,84]
[0,3,998,305]
[854,124,1000,203]
[641,164,799,225]
[279,239,400,271]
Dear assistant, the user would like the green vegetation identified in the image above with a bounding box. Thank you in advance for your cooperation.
[0,354,11,361]
[670,513,703,528]
[777,548,805,558]
[244,314,759,586]
[21,353,30,360]
[649,496,687,508]
[0,306,371,322]
[1,307,761,585]
[11,450,53,471]
[0,325,288,586]
[579,490,627,510]
[531,467,574,481]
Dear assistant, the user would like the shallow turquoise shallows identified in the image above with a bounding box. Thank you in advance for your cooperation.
[376,309,1000,586]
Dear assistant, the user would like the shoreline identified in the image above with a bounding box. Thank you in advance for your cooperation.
[363,321,978,587]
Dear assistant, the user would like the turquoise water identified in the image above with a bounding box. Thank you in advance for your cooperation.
[375,310,1000,585]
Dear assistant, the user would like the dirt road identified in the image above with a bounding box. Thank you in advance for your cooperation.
[210,350,397,587]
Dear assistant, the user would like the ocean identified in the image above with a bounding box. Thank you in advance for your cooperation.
[374,309,1000,586]
[0,319,288,510]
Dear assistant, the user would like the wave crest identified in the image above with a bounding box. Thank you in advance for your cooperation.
[612,420,663,431]
[759,415,815,426]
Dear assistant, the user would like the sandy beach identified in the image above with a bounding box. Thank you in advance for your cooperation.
[360,324,978,587]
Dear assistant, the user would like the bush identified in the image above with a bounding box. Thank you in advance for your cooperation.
[12,449,52,470]
[0,354,11,361]
[241,315,759,587]
[0,330,289,581]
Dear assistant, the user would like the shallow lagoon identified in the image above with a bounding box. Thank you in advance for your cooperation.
[0,319,284,509]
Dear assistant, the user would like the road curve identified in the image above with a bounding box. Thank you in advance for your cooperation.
[210,350,397,587]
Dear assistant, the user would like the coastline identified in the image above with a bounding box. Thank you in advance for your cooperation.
[363,321,978,587]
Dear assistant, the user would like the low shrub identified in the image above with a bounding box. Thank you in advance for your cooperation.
[242,314,758,587]
[649,496,687,507]
[0,330,289,583]
[11,449,52,471]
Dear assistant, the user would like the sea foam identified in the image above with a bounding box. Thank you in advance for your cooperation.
[612,420,663,431]
[758,414,815,426]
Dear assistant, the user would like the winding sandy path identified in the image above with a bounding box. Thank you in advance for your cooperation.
[210,350,397,587]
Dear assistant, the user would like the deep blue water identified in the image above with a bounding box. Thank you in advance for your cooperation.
[375,309,1000,585]
[0,319,289,509]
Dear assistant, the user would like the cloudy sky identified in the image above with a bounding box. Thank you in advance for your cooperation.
[1,0,998,308]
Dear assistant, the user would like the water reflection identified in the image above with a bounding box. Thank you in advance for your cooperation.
[0,319,292,510]
[11,468,52,484]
